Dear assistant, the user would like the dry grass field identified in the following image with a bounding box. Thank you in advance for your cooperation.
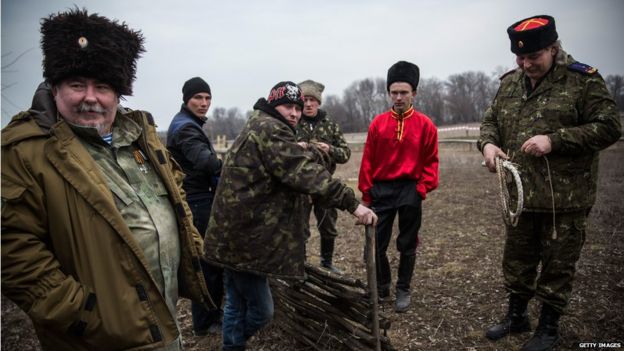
[2,141,622,351]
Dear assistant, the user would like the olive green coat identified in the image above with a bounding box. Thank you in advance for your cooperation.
[1,86,212,350]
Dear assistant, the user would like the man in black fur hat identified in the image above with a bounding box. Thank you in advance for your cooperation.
[358,61,439,313]
[1,8,213,350]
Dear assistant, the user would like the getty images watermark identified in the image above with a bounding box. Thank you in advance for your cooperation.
[578,342,622,348]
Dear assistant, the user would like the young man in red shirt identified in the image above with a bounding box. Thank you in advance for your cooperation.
[358,61,439,313]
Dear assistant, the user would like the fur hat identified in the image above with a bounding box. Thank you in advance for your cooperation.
[182,77,211,104]
[507,15,558,54]
[387,61,420,91]
[298,79,325,104]
[40,8,145,96]
[267,81,304,109]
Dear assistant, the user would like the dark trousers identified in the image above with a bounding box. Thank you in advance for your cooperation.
[503,210,587,313]
[375,204,422,293]
[303,199,338,240]
[187,193,224,332]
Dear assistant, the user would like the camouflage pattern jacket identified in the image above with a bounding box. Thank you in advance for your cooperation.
[204,99,359,279]
[1,83,211,350]
[295,110,351,174]
[478,55,621,211]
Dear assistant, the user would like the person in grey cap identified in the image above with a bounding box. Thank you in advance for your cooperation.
[358,61,439,313]
[1,8,213,350]
[166,76,223,336]
[296,79,351,274]
[479,15,620,351]
[204,81,377,350]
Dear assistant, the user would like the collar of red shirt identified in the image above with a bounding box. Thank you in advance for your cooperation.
[390,106,415,141]
[390,105,415,120]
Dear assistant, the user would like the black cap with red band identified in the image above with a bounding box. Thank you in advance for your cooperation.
[507,15,558,54]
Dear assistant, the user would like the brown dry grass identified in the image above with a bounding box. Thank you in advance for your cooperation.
[2,141,623,351]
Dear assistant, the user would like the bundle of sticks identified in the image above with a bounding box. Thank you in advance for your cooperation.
[271,263,395,350]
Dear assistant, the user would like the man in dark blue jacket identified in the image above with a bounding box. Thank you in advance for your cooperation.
[167,77,223,336]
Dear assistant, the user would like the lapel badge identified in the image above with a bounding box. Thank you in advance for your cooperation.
[78,36,88,49]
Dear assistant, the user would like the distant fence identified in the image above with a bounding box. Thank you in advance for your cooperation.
[437,125,480,151]
[213,125,482,154]
[438,139,477,151]
[343,125,480,151]
[345,125,480,142]
[437,125,480,138]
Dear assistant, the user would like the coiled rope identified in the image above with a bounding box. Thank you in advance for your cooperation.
[495,156,523,227]
[495,156,558,239]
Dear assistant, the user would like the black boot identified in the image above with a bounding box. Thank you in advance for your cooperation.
[377,285,391,303]
[485,294,531,340]
[521,304,561,351]
[320,237,342,274]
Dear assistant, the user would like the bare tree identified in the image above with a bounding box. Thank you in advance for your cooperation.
[414,77,445,125]
[605,74,624,111]
[342,78,387,129]
[444,71,496,124]
[2,49,35,122]
[204,107,246,140]
[323,94,359,133]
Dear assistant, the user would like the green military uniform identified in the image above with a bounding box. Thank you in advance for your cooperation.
[478,54,621,312]
[204,99,359,280]
[296,110,351,175]
[74,117,181,343]
[296,110,351,243]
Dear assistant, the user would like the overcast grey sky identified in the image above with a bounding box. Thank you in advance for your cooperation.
[2,0,624,130]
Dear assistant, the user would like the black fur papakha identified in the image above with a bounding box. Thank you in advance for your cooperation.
[40,8,145,96]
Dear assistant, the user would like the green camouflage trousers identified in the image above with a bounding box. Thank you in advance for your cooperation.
[503,210,587,313]
[303,198,338,240]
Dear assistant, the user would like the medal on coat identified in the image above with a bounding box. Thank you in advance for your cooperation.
[133,148,149,174]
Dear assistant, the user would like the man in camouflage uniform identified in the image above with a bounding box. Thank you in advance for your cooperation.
[1,9,212,350]
[296,79,351,273]
[204,81,377,351]
[478,15,621,351]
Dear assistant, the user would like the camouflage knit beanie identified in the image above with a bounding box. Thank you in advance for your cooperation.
[298,79,325,105]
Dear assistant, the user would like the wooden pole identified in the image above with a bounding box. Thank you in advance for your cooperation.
[365,225,381,351]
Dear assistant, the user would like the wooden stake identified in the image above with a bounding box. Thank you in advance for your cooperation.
[365,225,381,351]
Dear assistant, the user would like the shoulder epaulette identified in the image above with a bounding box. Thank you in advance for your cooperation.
[499,69,517,80]
[144,112,156,127]
[118,105,134,114]
[568,62,598,75]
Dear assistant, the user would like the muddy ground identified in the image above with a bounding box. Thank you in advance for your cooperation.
[2,141,623,351]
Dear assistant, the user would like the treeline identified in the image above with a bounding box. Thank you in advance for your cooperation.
[205,71,624,139]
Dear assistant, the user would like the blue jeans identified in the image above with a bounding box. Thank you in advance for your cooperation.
[187,193,224,332]
[222,269,273,350]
